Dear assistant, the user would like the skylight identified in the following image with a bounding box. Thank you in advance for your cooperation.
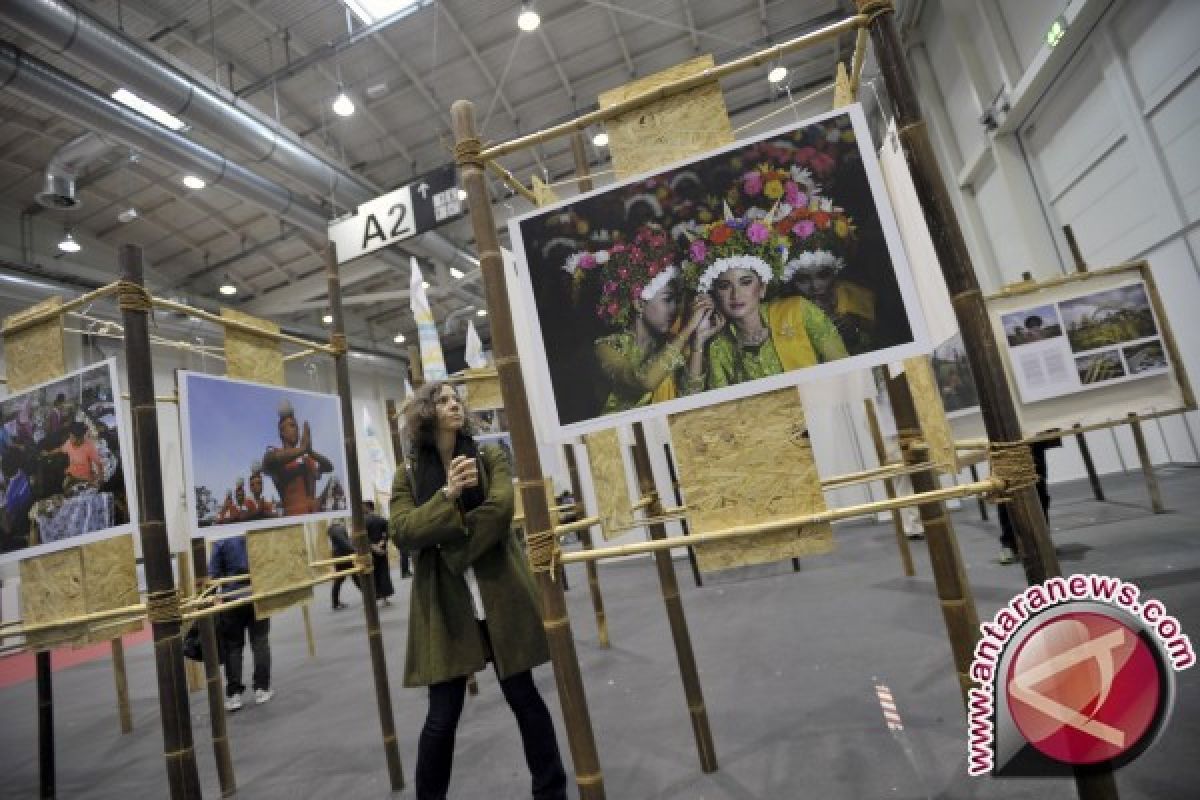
[111,88,187,131]
[343,0,421,25]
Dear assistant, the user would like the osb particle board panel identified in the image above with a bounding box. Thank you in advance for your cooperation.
[597,55,734,179]
[247,526,313,617]
[458,368,504,411]
[82,534,143,643]
[20,548,87,649]
[583,429,633,540]
[3,297,67,391]
[221,307,284,386]
[902,355,957,472]
[668,389,833,572]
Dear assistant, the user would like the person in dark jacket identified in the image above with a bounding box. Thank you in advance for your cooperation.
[390,381,566,800]
[209,536,272,710]
[327,520,361,610]
[363,500,395,604]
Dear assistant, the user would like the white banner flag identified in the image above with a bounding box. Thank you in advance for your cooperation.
[409,257,447,380]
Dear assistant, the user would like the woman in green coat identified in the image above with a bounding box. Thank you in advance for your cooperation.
[390,381,567,800]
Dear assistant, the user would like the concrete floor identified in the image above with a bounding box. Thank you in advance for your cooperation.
[1,467,1197,799]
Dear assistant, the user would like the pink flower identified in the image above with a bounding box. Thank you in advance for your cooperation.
[618,267,630,279]
[607,302,619,316]
[632,284,644,298]
[689,240,708,262]
[747,221,770,244]
[579,253,597,270]
[648,264,660,276]
[604,281,618,293]
[742,171,763,197]
[811,153,835,175]
[792,220,816,238]
[784,182,802,207]
[611,243,627,254]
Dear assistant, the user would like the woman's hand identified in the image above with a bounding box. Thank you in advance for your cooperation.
[688,295,725,347]
[301,421,313,453]
[443,455,479,501]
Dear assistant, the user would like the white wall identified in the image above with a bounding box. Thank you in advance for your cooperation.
[910,0,1200,485]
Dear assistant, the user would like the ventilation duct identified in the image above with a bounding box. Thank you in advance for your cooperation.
[36,131,115,209]
[0,44,329,233]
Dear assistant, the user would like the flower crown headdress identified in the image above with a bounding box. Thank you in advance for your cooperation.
[686,202,790,293]
[562,227,684,328]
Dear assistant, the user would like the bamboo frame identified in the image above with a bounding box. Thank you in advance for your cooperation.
[864,398,916,577]
[563,443,610,648]
[478,14,867,161]
[1,282,120,335]
[486,159,539,203]
[151,297,338,356]
[562,478,1001,565]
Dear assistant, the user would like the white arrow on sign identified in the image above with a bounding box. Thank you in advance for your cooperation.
[417,182,430,199]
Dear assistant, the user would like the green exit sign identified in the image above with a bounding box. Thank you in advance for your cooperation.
[1046,15,1067,47]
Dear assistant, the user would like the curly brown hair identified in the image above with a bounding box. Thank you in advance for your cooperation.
[403,381,475,449]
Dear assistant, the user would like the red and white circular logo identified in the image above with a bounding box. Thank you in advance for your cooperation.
[1005,611,1164,765]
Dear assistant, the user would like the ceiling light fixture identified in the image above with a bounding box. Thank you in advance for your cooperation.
[322,312,334,325]
[592,131,609,147]
[219,275,237,296]
[117,207,139,223]
[393,333,406,344]
[517,1,541,31]
[449,267,465,279]
[457,188,468,200]
[111,88,187,131]
[182,174,206,190]
[57,230,81,253]
[422,280,430,289]
[332,89,356,117]
[476,308,488,317]
[343,0,419,25]
[767,66,788,84]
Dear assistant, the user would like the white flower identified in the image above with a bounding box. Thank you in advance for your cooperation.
[562,252,583,275]
[595,250,610,264]
[641,265,679,300]
[781,250,845,282]
[697,255,774,293]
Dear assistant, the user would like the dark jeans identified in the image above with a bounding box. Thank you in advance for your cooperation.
[416,669,567,800]
[220,604,270,696]
[331,562,362,607]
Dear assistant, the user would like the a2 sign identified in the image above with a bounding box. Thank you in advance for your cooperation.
[327,164,465,264]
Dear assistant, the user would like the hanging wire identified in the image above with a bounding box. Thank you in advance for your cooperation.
[480,33,525,137]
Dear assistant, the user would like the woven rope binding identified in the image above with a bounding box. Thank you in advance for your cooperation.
[988,441,1039,503]
[146,588,182,624]
[525,529,561,580]
[454,137,484,169]
[117,280,153,313]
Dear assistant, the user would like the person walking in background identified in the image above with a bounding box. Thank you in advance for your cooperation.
[363,501,395,605]
[208,535,273,711]
[327,519,361,610]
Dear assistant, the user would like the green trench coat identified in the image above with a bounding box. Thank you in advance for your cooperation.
[389,445,550,687]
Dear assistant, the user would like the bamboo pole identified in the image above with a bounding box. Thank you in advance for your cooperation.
[849,25,870,95]
[859,5,1118,797]
[485,159,539,203]
[663,443,703,588]
[562,477,1001,566]
[37,651,53,799]
[453,99,606,800]
[191,538,236,797]
[863,398,915,577]
[1073,424,1106,502]
[326,244,406,792]
[1127,413,1165,513]
[480,14,866,161]
[176,554,205,693]
[2,282,120,336]
[151,297,338,356]
[302,605,317,658]
[118,244,203,799]
[886,370,979,704]
[563,444,610,648]
[820,460,936,488]
[632,423,718,772]
[111,638,133,734]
